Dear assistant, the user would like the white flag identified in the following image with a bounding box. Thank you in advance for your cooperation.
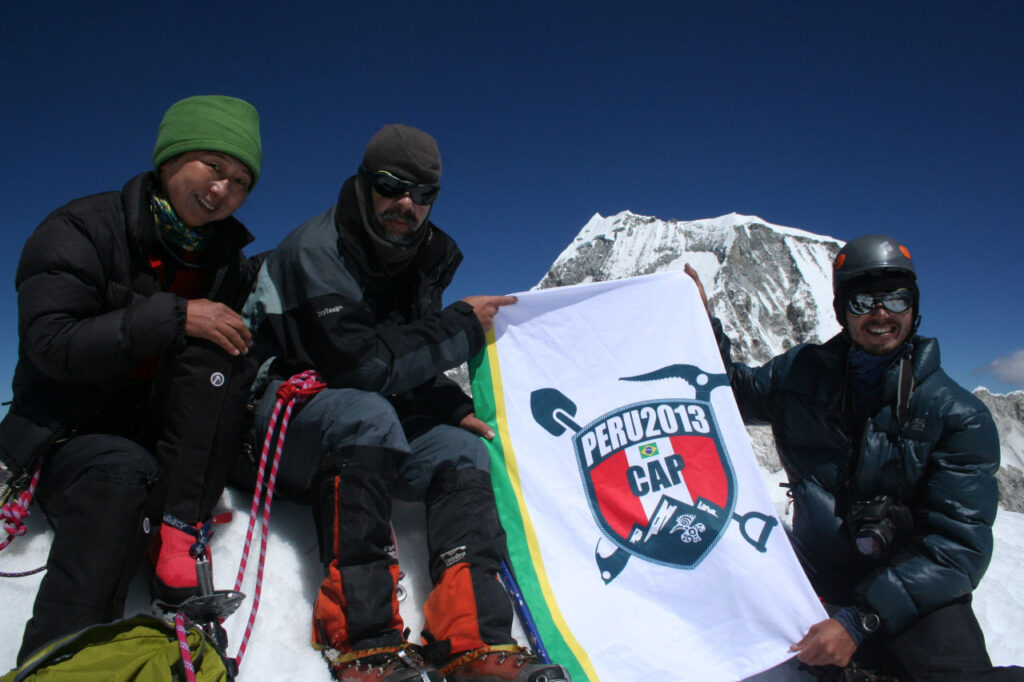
[469,271,826,681]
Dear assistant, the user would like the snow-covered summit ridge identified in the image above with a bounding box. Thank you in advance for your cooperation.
[571,210,841,249]
[560,211,842,272]
[539,210,843,364]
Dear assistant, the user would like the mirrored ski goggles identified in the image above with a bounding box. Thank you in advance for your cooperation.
[362,168,440,206]
[846,288,913,316]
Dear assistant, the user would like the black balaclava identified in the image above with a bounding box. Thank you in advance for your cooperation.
[355,124,442,273]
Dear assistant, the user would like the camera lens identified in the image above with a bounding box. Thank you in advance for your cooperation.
[855,521,894,560]
[856,532,884,559]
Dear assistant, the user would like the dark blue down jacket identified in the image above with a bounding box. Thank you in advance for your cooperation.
[721,328,1000,634]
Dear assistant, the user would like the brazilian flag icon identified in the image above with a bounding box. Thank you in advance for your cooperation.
[638,442,659,458]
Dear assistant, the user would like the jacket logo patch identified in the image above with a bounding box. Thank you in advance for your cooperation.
[209,372,225,387]
[440,545,467,568]
[316,305,344,318]
[530,363,776,584]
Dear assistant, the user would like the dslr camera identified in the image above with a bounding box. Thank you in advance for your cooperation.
[846,494,914,561]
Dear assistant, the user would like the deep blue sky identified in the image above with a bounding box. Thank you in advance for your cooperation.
[1,1,1021,401]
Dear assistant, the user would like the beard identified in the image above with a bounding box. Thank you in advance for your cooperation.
[376,207,425,245]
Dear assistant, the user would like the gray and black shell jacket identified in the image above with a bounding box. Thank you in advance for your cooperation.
[718,326,999,634]
[243,175,484,425]
[0,171,260,512]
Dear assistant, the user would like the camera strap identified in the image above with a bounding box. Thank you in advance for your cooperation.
[895,355,914,428]
[891,355,916,501]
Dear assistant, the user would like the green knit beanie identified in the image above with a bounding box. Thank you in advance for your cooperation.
[153,95,262,187]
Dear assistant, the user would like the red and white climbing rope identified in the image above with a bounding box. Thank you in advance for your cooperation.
[174,612,199,682]
[0,464,46,578]
[230,370,324,666]
[1,465,41,552]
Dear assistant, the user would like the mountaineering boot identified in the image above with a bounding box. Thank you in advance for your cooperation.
[324,644,442,682]
[150,514,220,605]
[441,645,572,682]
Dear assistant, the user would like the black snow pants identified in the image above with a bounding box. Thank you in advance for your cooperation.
[812,595,1024,681]
[17,435,163,663]
[16,341,253,663]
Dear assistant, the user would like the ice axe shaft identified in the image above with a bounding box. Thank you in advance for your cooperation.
[499,558,551,663]
[196,555,215,596]
[530,387,632,582]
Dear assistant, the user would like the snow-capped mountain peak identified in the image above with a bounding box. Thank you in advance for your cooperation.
[539,211,843,364]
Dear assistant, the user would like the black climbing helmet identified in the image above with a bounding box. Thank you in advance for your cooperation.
[832,234,919,327]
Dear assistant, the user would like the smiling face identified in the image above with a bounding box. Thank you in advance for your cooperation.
[845,292,914,355]
[159,151,251,227]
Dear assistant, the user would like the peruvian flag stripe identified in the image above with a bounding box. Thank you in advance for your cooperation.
[591,449,646,538]
[672,435,727,508]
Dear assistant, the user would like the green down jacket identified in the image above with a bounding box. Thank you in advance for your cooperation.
[722,328,1000,634]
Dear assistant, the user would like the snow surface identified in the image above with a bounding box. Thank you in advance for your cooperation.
[1,482,1021,680]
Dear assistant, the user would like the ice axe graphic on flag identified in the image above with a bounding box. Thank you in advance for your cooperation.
[529,386,633,581]
[531,363,776,584]
[618,363,730,399]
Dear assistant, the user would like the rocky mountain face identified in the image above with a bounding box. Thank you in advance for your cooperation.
[974,389,1024,513]
[537,211,842,365]
[525,210,1021,510]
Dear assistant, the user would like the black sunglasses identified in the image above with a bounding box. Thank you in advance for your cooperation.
[362,167,440,206]
[846,289,913,316]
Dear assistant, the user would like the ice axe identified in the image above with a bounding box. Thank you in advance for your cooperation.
[620,363,729,401]
[530,388,634,584]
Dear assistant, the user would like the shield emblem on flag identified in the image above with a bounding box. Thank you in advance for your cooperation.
[573,398,737,569]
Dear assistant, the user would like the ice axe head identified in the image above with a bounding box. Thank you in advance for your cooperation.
[620,363,728,400]
[530,388,580,436]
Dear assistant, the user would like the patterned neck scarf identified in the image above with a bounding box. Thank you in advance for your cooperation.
[149,193,214,252]
[848,342,913,395]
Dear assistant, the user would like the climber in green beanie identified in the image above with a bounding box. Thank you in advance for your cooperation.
[0,95,264,663]
[154,94,262,186]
